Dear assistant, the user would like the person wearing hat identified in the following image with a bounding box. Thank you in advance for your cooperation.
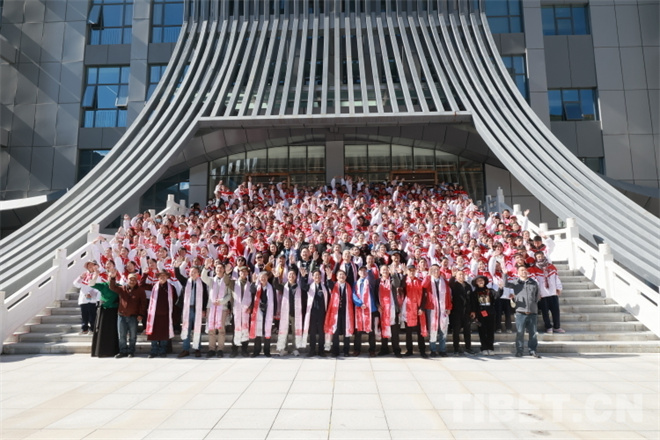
[249,270,275,357]
[109,269,147,358]
[472,275,499,356]
[145,270,177,358]
[73,261,101,335]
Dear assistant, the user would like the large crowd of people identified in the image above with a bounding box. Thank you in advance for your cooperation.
[73,176,564,360]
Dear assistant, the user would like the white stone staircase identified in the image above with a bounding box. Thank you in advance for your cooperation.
[3,263,659,355]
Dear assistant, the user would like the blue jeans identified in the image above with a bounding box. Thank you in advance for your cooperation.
[182,308,199,351]
[515,312,538,354]
[426,309,447,353]
[150,340,168,356]
[117,315,138,355]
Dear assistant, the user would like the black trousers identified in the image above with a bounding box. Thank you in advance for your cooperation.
[405,324,426,354]
[539,295,561,330]
[380,323,401,354]
[450,313,472,352]
[331,333,351,356]
[253,336,271,356]
[80,303,97,332]
[308,310,325,353]
[495,297,513,331]
[477,313,496,350]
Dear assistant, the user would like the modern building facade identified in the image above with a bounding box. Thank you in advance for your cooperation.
[1,0,657,221]
[0,0,658,294]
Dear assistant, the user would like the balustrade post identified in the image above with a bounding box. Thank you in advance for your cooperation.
[496,187,505,213]
[87,223,100,243]
[597,243,614,298]
[52,249,68,304]
[565,218,579,271]
[166,194,176,214]
[0,291,7,344]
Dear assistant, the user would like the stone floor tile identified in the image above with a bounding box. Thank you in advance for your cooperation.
[271,409,331,430]
[330,409,388,430]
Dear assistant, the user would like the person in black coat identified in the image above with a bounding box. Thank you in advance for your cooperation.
[449,271,478,355]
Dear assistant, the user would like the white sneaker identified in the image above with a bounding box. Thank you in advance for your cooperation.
[278,350,287,356]
[292,349,300,357]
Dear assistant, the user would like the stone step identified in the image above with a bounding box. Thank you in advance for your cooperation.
[556,289,601,297]
[560,304,626,313]
[559,297,615,305]
[5,339,660,355]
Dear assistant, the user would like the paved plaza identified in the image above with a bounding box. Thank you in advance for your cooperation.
[1,352,658,440]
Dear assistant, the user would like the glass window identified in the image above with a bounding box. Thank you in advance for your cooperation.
[140,170,189,211]
[413,147,435,170]
[146,64,189,100]
[307,146,325,172]
[368,144,390,171]
[246,149,268,174]
[268,147,288,172]
[227,152,245,175]
[77,150,110,181]
[548,88,598,121]
[152,0,184,43]
[289,146,307,172]
[485,0,523,34]
[88,0,133,45]
[82,66,130,127]
[391,145,413,170]
[500,55,528,102]
[580,157,604,174]
[345,145,368,172]
[542,5,590,36]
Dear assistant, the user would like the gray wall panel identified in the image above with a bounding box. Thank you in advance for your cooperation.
[65,0,88,22]
[642,46,659,90]
[77,128,103,148]
[590,4,619,48]
[544,36,571,88]
[638,2,659,46]
[130,19,150,60]
[133,0,151,20]
[55,104,80,146]
[629,134,659,181]
[23,1,45,24]
[599,90,628,135]
[188,163,208,206]
[101,128,125,147]
[45,0,68,23]
[107,45,131,64]
[40,22,65,63]
[529,91,550,128]
[19,22,44,64]
[522,0,543,50]
[28,147,54,191]
[58,61,84,104]
[620,47,648,90]
[602,134,633,180]
[36,62,61,104]
[614,4,642,47]
[5,147,32,191]
[1,65,18,105]
[550,122,578,154]
[325,140,343,182]
[499,34,526,55]
[1,104,13,132]
[593,47,623,90]
[33,103,58,147]
[568,36,596,87]
[576,121,605,157]
[649,89,659,134]
[62,21,86,62]
[3,0,25,23]
[10,104,35,147]
[50,145,76,189]
[15,63,39,104]
[0,147,10,190]
[624,90,653,134]
[148,43,177,63]
[84,46,109,65]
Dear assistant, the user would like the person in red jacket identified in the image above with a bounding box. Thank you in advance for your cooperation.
[401,265,428,358]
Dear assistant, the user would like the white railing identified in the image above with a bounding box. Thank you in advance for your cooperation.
[505,205,660,337]
[1,195,187,344]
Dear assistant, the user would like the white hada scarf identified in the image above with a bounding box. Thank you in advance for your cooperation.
[181,277,204,348]
[249,283,275,339]
[232,279,252,345]
[427,277,449,343]
[207,276,229,332]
